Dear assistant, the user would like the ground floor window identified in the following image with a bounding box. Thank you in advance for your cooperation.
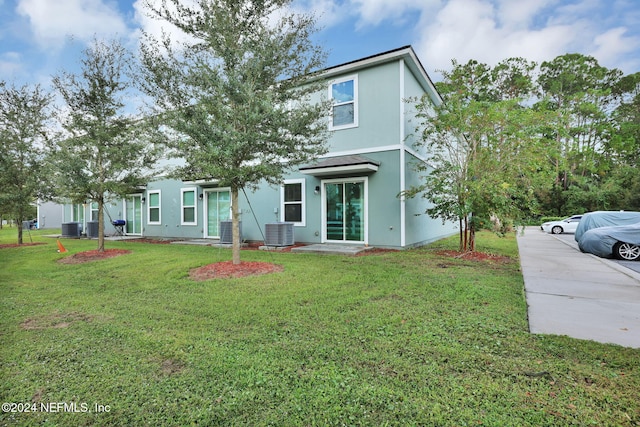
[281,179,305,225]
[181,188,197,225]
[147,191,161,224]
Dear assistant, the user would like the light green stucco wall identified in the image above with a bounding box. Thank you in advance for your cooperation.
[238,149,404,248]
[328,61,401,152]
[143,178,204,239]
[403,152,458,247]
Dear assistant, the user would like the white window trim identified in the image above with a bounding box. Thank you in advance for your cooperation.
[280,179,306,226]
[147,190,161,225]
[329,74,358,131]
[180,188,198,225]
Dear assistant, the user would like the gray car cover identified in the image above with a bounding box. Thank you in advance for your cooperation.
[574,211,640,242]
[578,222,640,258]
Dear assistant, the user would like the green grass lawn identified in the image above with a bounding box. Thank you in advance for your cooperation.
[1,227,639,426]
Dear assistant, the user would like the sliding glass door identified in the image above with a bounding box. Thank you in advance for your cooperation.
[205,189,231,238]
[324,179,366,243]
[125,195,142,235]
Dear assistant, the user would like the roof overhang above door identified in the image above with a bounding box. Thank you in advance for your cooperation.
[299,155,380,177]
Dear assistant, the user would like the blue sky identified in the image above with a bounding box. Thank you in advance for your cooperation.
[1,0,639,88]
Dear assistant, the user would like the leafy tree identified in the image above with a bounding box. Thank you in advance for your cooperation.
[51,39,163,252]
[610,72,640,166]
[139,0,330,264]
[536,53,623,214]
[409,58,546,251]
[0,82,52,244]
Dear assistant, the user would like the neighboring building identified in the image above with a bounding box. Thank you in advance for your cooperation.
[40,46,457,249]
[36,201,63,230]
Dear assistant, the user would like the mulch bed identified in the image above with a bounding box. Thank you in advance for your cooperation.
[0,242,46,249]
[58,249,131,264]
[190,261,284,281]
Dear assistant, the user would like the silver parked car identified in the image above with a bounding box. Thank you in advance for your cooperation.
[541,215,583,234]
[578,222,640,261]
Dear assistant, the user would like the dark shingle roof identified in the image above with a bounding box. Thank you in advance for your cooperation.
[300,155,380,170]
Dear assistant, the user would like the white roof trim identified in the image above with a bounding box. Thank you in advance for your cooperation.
[183,178,220,186]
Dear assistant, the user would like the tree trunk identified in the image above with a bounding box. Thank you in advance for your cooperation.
[97,196,105,252]
[469,215,476,252]
[17,217,24,245]
[463,216,469,252]
[231,186,241,265]
[459,217,464,252]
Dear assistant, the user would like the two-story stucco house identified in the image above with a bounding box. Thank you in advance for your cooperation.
[39,46,457,249]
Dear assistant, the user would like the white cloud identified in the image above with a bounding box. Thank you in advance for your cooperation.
[16,0,128,48]
[350,0,437,27]
[0,51,24,77]
[294,0,345,28]
[589,27,640,68]
[351,0,638,76]
[494,0,556,29]
[302,0,638,75]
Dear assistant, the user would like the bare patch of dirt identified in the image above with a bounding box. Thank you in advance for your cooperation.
[160,358,185,375]
[356,248,399,256]
[124,238,176,244]
[20,312,94,330]
[435,250,512,263]
[0,242,46,249]
[58,248,131,264]
[189,261,284,281]
[31,388,45,403]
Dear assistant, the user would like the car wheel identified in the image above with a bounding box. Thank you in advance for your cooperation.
[551,226,563,234]
[613,242,640,261]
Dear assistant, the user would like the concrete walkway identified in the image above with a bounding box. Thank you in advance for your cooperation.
[517,227,640,348]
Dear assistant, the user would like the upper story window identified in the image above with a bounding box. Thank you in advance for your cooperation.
[281,179,305,226]
[329,75,358,130]
[181,188,197,225]
[147,190,161,225]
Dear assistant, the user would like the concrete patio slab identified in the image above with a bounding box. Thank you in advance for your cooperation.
[290,244,373,255]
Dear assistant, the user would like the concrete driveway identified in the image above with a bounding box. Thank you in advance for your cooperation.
[516,227,640,348]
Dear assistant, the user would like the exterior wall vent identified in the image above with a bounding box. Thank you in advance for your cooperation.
[264,222,295,246]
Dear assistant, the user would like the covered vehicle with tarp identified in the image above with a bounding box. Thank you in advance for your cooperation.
[574,211,640,242]
[578,222,640,260]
